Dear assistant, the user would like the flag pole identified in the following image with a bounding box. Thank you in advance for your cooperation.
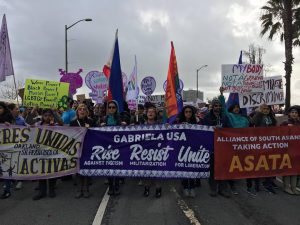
[134,55,139,123]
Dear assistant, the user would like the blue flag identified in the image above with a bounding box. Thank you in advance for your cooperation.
[108,30,124,112]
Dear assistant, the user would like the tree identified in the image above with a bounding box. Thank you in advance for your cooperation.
[0,80,24,101]
[260,0,300,109]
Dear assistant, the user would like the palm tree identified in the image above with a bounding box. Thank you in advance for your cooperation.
[260,0,300,109]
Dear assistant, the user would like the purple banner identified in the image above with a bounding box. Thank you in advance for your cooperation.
[80,124,214,178]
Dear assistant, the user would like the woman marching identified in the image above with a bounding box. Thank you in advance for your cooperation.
[280,106,300,195]
[101,100,126,195]
[70,104,95,198]
[33,109,61,200]
[177,105,198,197]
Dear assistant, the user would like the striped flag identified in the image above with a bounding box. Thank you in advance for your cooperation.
[0,14,14,82]
[165,41,183,123]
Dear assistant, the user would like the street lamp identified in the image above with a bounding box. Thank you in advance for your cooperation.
[196,65,208,98]
[65,18,92,73]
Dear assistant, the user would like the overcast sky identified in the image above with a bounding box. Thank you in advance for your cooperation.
[1,0,299,104]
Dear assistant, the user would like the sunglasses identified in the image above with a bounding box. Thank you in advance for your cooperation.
[108,106,116,109]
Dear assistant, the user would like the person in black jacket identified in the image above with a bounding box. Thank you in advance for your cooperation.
[70,104,95,198]
[202,98,232,197]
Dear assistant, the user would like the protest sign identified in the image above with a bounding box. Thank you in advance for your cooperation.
[23,79,69,109]
[59,69,83,96]
[221,64,264,93]
[85,71,108,103]
[141,76,156,96]
[214,126,300,180]
[145,94,165,108]
[80,124,214,179]
[239,76,284,108]
[0,125,86,180]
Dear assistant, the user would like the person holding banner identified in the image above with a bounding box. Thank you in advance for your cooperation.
[0,102,14,199]
[143,104,162,198]
[70,104,95,198]
[252,104,278,194]
[101,100,126,196]
[178,105,198,198]
[202,98,232,197]
[219,87,251,195]
[280,106,300,195]
[33,109,59,200]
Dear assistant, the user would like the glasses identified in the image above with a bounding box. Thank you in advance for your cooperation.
[108,106,116,109]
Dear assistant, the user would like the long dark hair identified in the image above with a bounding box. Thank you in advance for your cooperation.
[0,102,13,123]
[179,105,197,124]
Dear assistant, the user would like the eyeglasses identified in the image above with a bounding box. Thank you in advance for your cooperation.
[108,106,116,109]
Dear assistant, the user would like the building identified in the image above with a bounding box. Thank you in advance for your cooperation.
[182,89,204,103]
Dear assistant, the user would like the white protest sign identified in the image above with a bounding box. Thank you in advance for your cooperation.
[141,76,156,96]
[145,94,165,108]
[221,64,264,93]
[239,75,284,108]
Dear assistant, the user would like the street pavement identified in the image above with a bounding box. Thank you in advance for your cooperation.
[1,177,300,225]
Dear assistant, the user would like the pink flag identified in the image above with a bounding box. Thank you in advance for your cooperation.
[0,14,14,82]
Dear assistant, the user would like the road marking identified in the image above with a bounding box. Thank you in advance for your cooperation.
[170,186,201,225]
[276,177,300,191]
[92,188,110,225]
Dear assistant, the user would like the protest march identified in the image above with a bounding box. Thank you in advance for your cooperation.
[1,3,300,224]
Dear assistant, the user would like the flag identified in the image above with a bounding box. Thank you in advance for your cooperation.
[102,31,117,78]
[126,55,138,110]
[226,51,247,115]
[0,14,14,82]
[108,29,124,112]
[165,41,183,123]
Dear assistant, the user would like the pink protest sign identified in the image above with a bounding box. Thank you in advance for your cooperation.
[85,71,108,103]
[59,69,83,96]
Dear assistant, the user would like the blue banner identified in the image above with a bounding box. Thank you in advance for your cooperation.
[80,124,214,178]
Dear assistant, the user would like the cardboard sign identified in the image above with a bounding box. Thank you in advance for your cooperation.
[221,64,264,93]
[145,95,165,108]
[23,79,69,109]
[239,76,284,108]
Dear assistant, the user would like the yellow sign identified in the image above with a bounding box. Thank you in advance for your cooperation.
[24,79,69,109]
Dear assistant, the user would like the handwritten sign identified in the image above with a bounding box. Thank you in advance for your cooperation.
[23,79,69,109]
[239,76,284,108]
[85,71,108,103]
[141,76,156,96]
[221,64,264,93]
[145,95,165,108]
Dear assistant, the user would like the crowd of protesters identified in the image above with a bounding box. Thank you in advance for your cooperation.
[0,90,300,200]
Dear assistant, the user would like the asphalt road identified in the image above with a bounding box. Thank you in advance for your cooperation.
[1,177,300,225]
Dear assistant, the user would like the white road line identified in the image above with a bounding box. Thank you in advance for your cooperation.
[92,188,110,225]
[170,186,201,225]
[276,177,300,191]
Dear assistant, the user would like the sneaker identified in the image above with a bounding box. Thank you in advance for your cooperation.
[284,187,294,195]
[292,189,300,195]
[231,187,239,195]
[183,189,189,197]
[264,186,276,194]
[138,180,143,186]
[15,181,23,190]
[33,193,46,200]
[247,188,257,196]
[189,189,196,198]
[155,188,162,198]
[0,191,11,199]
[75,191,83,199]
[271,181,278,189]
[144,186,150,197]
